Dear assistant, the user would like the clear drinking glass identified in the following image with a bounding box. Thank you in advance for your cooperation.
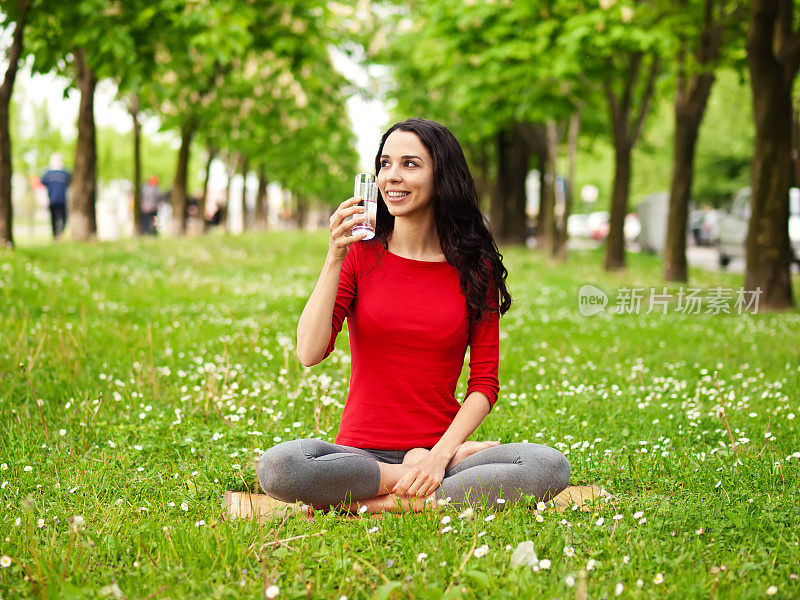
[351,173,377,240]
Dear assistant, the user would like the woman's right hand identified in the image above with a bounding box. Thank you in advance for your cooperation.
[328,196,368,263]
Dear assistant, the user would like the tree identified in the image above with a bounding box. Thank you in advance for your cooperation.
[663,0,745,282]
[373,0,584,248]
[744,0,798,309]
[0,0,32,247]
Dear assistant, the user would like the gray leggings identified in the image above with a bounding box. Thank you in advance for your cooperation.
[257,439,570,508]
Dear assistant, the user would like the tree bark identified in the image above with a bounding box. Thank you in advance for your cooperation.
[664,0,726,282]
[745,0,796,309]
[663,73,715,281]
[604,52,660,271]
[554,110,581,261]
[130,95,142,237]
[295,194,309,230]
[540,120,558,255]
[71,48,98,241]
[239,155,249,231]
[255,169,269,230]
[200,146,216,232]
[170,121,194,236]
[0,0,31,248]
[491,125,530,245]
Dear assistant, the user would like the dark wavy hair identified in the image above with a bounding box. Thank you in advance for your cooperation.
[373,118,512,323]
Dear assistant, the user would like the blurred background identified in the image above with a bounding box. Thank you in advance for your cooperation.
[0,0,797,307]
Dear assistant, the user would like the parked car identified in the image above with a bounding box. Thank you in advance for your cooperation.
[717,187,800,268]
[689,208,721,246]
[567,211,640,242]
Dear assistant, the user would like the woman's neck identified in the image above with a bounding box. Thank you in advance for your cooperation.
[388,218,443,261]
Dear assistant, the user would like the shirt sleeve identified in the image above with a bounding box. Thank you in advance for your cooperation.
[465,276,500,411]
[322,245,358,360]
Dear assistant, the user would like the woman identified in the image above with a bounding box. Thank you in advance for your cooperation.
[258,118,569,515]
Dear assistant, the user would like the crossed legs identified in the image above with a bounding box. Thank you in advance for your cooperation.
[257,439,570,516]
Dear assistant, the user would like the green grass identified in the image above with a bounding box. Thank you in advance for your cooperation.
[1,231,799,600]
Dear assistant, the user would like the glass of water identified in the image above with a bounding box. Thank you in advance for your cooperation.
[351,173,377,240]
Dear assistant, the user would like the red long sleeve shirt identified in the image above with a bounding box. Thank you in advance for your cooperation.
[324,239,500,450]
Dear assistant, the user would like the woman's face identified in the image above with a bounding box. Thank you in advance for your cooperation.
[377,130,435,220]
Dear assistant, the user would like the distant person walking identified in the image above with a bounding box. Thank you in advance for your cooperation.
[40,153,71,238]
[140,175,161,235]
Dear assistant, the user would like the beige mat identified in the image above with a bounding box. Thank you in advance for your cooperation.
[225,485,614,521]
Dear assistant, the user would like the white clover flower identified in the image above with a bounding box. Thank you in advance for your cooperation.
[639,517,647,524]
[484,514,495,522]
[358,505,368,515]
[473,544,489,558]
[653,573,664,584]
[368,526,379,534]
[59,429,66,436]
[565,575,575,587]
[623,555,630,564]
[437,496,452,506]
[69,515,86,532]
[458,507,474,521]
[587,559,596,571]
[636,579,644,588]
[538,559,551,570]
[265,584,280,598]
[596,517,605,526]
[195,520,205,527]
[417,552,428,562]
[633,511,644,519]
[615,582,624,596]
[441,516,451,525]
[496,498,506,505]
[0,555,11,568]
[14,517,21,526]
[441,526,453,533]
[613,514,623,521]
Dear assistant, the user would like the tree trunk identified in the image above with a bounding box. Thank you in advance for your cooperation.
[491,126,530,245]
[489,131,506,238]
[605,143,632,271]
[746,0,796,309]
[295,194,309,230]
[200,146,216,231]
[540,120,558,255]
[239,155,249,231]
[663,73,715,282]
[603,52,660,271]
[71,48,98,241]
[130,95,142,237]
[255,169,269,230]
[0,0,31,248]
[554,110,581,261]
[170,121,194,236]
[219,160,233,231]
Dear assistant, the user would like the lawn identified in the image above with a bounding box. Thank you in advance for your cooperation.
[1,231,799,600]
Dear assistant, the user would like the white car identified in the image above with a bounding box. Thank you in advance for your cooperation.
[717,187,800,268]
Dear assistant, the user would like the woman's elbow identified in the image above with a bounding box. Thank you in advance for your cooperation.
[296,347,323,368]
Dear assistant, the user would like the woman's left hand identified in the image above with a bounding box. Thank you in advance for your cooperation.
[393,452,449,498]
